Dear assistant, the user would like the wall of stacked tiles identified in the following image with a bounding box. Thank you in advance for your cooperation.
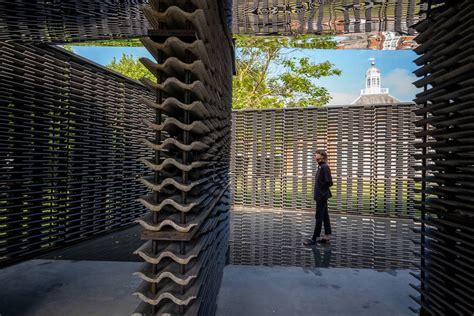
[411,0,474,314]
[231,104,419,218]
[0,0,149,42]
[0,43,153,267]
[131,0,233,314]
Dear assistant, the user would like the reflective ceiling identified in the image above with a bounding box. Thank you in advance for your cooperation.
[232,0,425,35]
[232,0,426,50]
[0,0,425,49]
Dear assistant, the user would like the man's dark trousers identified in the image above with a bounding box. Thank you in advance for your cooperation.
[312,198,332,240]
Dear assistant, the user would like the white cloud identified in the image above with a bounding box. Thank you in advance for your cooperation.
[328,91,359,105]
[383,68,420,102]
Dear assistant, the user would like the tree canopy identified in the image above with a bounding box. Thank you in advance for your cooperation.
[99,35,342,109]
[233,35,341,109]
[70,39,143,47]
[106,54,154,81]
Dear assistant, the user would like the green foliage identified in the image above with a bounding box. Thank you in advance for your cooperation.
[97,35,340,109]
[234,34,338,50]
[61,45,74,52]
[106,54,154,81]
[70,39,142,47]
[233,35,341,109]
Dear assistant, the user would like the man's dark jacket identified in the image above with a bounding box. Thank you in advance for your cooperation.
[313,161,333,201]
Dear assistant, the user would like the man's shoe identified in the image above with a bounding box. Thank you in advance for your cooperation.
[303,238,316,246]
[317,238,330,243]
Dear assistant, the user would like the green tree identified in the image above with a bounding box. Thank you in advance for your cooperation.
[61,45,74,52]
[233,35,341,109]
[71,39,142,47]
[100,36,341,109]
[106,54,154,81]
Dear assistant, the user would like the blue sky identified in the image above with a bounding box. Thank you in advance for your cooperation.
[71,46,419,105]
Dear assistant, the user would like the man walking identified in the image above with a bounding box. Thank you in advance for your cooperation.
[304,149,333,245]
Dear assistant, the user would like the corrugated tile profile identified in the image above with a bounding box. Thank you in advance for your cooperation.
[133,0,233,314]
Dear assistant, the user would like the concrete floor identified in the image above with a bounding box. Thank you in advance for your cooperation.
[0,259,417,316]
[217,265,418,316]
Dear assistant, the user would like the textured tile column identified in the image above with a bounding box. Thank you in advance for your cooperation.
[133,1,233,314]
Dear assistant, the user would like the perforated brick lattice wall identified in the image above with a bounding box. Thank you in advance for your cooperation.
[0,42,153,267]
[231,104,419,218]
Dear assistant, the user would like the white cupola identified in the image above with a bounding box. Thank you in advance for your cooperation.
[351,58,400,105]
[361,59,388,95]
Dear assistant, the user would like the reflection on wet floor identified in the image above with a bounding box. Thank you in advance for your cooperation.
[311,245,332,268]
[42,206,418,271]
[230,207,418,270]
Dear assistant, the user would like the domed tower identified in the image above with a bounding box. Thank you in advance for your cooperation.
[351,59,400,105]
[364,59,383,95]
